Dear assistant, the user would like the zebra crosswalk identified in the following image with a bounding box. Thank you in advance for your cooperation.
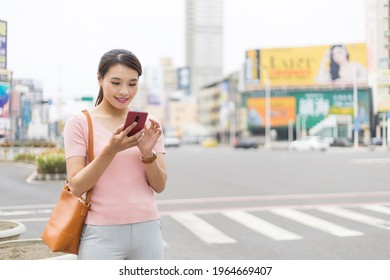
[318,206,390,230]
[270,208,363,237]
[171,213,236,244]
[162,204,390,247]
[222,210,302,241]
[2,203,390,247]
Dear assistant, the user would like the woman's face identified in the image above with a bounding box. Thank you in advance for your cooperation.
[98,64,139,110]
[331,46,349,64]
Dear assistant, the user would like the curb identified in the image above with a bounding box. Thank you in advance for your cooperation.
[46,254,77,260]
[26,171,66,184]
[0,220,26,242]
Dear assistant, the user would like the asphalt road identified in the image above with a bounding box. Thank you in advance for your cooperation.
[1,146,390,259]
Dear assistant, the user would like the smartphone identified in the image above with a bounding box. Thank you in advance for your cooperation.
[123,111,148,137]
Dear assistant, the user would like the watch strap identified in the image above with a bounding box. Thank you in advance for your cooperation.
[141,151,157,164]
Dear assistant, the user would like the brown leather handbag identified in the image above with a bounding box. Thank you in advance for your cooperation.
[41,110,94,255]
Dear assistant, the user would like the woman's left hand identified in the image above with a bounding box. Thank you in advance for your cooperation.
[137,119,162,156]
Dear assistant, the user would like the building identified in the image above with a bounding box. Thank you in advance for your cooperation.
[198,72,240,144]
[167,98,198,138]
[185,0,223,98]
[365,0,390,143]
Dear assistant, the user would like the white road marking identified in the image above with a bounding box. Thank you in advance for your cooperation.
[222,210,302,241]
[157,191,390,205]
[318,207,390,230]
[0,209,52,216]
[0,204,55,210]
[361,205,390,215]
[170,213,236,244]
[271,208,363,237]
[13,217,49,222]
[350,158,390,164]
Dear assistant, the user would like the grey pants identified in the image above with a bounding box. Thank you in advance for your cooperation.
[77,219,163,260]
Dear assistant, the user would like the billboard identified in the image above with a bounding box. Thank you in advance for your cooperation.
[245,49,260,84]
[245,43,368,87]
[247,97,296,127]
[0,82,10,136]
[178,66,191,95]
[0,69,10,82]
[243,88,372,130]
[0,20,7,69]
[0,82,9,108]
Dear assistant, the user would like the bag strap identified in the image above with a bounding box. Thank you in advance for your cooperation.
[82,109,94,205]
[82,110,94,162]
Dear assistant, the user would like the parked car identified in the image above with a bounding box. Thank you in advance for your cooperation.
[370,137,383,146]
[164,136,181,148]
[330,137,352,147]
[234,138,258,149]
[288,136,330,151]
[201,137,218,148]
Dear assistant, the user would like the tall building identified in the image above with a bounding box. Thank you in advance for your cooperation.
[365,0,390,141]
[185,0,223,98]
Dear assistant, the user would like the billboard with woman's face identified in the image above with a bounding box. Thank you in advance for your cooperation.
[245,43,368,87]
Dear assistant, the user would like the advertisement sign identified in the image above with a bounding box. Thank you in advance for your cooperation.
[245,49,260,84]
[245,43,368,87]
[0,20,7,69]
[0,82,9,108]
[0,69,10,82]
[247,97,296,127]
[243,88,371,130]
[293,91,369,129]
[377,92,390,112]
[0,82,10,135]
[178,67,191,95]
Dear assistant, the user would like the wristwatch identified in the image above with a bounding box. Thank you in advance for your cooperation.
[141,151,157,164]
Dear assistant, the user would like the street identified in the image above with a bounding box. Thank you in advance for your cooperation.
[1,146,390,259]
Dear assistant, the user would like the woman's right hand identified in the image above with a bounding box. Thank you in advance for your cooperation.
[105,122,145,156]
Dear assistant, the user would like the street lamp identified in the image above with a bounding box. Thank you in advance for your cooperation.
[353,75,359,150]
[264,73,271,149]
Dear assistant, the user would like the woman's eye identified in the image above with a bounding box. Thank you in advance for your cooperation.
[111,82,120,85]
[129,84,137,87]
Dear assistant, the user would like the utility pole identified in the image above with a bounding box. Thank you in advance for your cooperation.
[383,113,387,148]
[264,73,271,149]
[353,76,359,150]
[56,65,63,147]
[288,119,293,142]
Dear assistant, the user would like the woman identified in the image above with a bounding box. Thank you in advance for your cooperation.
[316,44,367,85]
[63,49,167,260]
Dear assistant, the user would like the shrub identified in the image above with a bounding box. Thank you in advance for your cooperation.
[13,153,37,162]
[36,153,66,174]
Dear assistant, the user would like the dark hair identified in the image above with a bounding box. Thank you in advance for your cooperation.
[329,45,349,81]
[95,49,142,106]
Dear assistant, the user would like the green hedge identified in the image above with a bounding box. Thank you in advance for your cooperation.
[36,153,66,174]
[1,139,56,148]
[13,153,37,162]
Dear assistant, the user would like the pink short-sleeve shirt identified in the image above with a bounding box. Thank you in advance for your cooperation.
[63,112,165,225]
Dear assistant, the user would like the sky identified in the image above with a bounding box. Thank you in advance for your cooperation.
[1,0,366,100]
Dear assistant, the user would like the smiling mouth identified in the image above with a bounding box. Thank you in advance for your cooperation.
[116,97,129,103]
